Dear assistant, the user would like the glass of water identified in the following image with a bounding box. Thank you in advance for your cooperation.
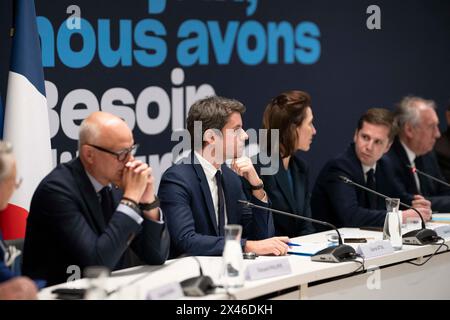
[222,224,245,289]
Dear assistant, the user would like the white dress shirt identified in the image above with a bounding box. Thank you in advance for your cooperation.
[194,151,228,227]
[401,141,421,193]
[361,164,377,183]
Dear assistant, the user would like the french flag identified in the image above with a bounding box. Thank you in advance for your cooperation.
[1,0,52,240]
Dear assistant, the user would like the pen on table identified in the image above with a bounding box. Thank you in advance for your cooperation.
[287,242,301,247]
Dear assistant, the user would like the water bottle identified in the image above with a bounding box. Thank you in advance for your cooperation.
[222,224,245,289]
[83,266,110,300]
[383,198,403,250]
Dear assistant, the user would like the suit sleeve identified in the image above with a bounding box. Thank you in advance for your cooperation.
[425,154,450,212]
[303,193,316,234]
[0,262,15,283]
[238,186,275,241]
[31,183,143,270]
[302,164,316,234]
[389,153,450,212]
[158,170,226,256]
[130,217,170,265]
[324,167,387,227]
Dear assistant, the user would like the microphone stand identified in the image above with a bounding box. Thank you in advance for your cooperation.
[407,164,450,188]
[339,176,438,245]
[238,200,357,263]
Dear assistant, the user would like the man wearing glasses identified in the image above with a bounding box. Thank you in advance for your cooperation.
[22,112,170,286]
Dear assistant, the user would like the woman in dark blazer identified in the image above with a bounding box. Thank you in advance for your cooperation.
[253,91,317,237]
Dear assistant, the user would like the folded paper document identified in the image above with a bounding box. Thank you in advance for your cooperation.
[287,243,331,256]
[426,223,450,239]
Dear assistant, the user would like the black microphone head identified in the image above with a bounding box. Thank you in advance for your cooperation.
[339,175,351,184]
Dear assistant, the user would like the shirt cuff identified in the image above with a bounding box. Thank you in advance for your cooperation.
[260,191,268,203]
[117,203,144,224]
[152,208,165,224]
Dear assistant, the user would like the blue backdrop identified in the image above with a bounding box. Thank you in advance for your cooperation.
[1,0,449,188]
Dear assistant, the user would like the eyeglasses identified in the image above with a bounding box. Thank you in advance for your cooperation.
[87,144,139,162]
[15,177,23,189]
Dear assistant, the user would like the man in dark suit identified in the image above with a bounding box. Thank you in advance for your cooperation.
[434,101,450,182]
[159,96,289,257]
[22,112,170,286]
[386,96,450,212]
[311,108,431,229]
[0,141,38,299]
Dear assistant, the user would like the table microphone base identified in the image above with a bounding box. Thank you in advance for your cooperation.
[402,228,438,245]
[311,244,357,263]
[180,275,214,296]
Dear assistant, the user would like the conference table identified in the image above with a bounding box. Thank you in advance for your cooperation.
[38,217,450,300]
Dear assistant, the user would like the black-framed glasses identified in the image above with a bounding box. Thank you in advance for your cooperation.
[87,144,139,162]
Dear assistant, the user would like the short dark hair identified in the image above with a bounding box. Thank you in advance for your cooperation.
[187,96,246,149]
[357,108,397,142]
[262,90,311,158]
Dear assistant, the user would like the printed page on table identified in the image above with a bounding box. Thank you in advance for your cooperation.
[287,242,330,256]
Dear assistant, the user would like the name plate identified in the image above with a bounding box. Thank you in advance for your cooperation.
[245,258,292,281]
[356,240,394,259]
[146,282,184,300]
[431,224,450,239]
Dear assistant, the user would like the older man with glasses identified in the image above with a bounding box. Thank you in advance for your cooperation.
[22,112,170,286]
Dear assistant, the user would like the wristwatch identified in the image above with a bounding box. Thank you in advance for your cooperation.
[250,181,264,190]
[139,195,160,211]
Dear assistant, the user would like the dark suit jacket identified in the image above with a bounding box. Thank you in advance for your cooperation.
[386,137,450,212]
[434,129,450,183]
[22,158,170,286]
[311,143,401,229]
[158,155,275,258]
[244,153,315,238]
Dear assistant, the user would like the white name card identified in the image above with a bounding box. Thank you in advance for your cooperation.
[146,282,184,300]
[430,224,450,239]
[426,223,450,239]
[356,240,394,259]
[245,258,292,281]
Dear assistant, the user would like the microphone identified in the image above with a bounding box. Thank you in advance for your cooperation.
[178,256,214,297]
[339,175,438,245]
[407,164,450,188]
[238,200,357,263]
[106,256,214,298]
